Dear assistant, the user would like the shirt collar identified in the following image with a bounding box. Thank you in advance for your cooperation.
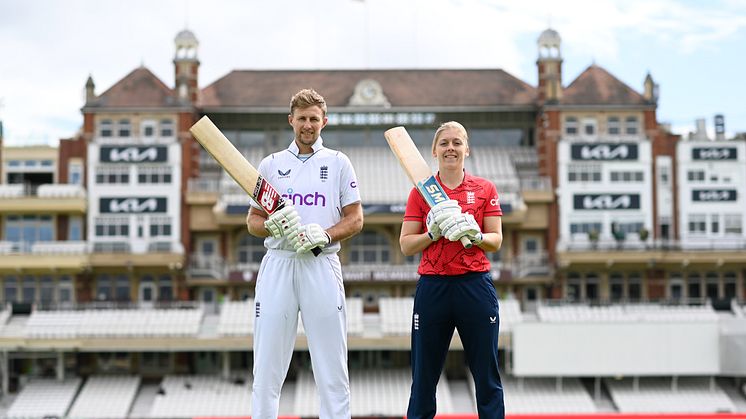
[287,136,325,155]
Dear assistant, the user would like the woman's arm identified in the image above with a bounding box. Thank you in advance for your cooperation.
[399,220,434,256]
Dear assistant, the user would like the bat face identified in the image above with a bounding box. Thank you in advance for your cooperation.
[417,176,449,207]
[253,177,285,215]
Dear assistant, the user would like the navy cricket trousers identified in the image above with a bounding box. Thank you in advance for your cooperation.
[406,271,505,419]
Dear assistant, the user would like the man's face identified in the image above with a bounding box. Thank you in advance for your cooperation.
[288,105,328,149]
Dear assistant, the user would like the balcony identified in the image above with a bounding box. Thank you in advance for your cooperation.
[557,235,746,268]
[88,241,184,269]
[0,241,88,273]
[0,184,86,213]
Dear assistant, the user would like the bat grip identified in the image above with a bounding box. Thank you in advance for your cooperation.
[460,236,473,249]
[311,247,322,257]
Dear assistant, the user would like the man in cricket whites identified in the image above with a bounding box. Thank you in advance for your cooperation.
[246,88,363,419]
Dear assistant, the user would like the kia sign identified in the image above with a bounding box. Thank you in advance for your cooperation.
[100,146,168,163]
[573,194,640,210]
[692,147,737,160]
[100,197,167,213]
[692,189,737,202]
[571,143,638,160]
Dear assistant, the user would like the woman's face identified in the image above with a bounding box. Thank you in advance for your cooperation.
[433,127,469,170]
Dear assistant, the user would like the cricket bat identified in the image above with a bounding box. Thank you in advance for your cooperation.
[384,126,472,248]
[190,116,321,256]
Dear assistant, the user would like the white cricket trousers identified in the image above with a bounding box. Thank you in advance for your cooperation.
[252,249,350,419]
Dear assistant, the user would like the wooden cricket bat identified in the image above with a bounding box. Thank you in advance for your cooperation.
[384,126,472,248]
[190,116,321,256]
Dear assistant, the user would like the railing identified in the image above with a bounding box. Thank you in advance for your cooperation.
[558,236,746,252]
[0,183,86,198]
[188,254,228,279]
[519,176,552,191]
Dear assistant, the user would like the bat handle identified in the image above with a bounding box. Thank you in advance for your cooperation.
[460,236,473,249]
[311,247,322,257]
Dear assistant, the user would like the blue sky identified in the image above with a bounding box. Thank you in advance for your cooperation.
[1,0,745,146]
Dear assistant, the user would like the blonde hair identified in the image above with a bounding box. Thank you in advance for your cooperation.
[290,89,327,116]
[432,121,469,154]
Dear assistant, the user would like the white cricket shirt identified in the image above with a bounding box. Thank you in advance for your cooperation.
[251,137,361,253]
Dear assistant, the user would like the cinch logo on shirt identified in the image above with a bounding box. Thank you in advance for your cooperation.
[282,189,327,207]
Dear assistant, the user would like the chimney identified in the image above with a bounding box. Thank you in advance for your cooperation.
[85,75,96,104]
[692,118,708,141]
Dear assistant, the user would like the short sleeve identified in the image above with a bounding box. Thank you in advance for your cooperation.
[484,181,502,217]
[338,152,361,208]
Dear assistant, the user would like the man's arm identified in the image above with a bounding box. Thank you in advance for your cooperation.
[247,207,271,238]
[326,202,363,242]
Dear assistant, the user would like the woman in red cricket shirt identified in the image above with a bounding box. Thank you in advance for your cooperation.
[400,121,505,419]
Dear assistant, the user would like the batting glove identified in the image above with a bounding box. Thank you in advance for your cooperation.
[440,213,483,244]
[289,223,331,254]
[264,205,301,239]
[425,199,461,241]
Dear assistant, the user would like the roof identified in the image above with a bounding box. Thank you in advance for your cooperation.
[199,69,537,109]
[562,65,648,106]
[92,67,178,108]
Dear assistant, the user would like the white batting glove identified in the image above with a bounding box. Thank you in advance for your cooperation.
[440,213,483,244]
[425,199,461,241]
[264,205,301,239]
[289,223,331,254]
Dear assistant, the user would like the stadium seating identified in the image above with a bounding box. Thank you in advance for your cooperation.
[537,302,718,323]
[499,297,524,332]
[66,375,141,419]
[295,368,454,417]
[25,307,205,338]
[606,377,736,413]
[500,376,597,414]
[149,374,252,418]
[379,297,414,335]
[5,377,81,418]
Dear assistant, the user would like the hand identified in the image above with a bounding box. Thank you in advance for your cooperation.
[264,205,301,239]
[425,199,461,241]
[440,213,483,244]
[289,223,331,254]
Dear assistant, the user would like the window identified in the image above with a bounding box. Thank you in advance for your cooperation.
[69,216,82,241]
[137,166,172,184]
[568,164,602,182]
[724,214,742,234]
[149,216,172,237]
[3,215,54,244]
[628,273,642,300]
[688,214,706,234]
[687,170,705,182]
[687,273,702,299]
[3,277,18,302]
[100,119,113,137]
[118,119,131,137]
[40,276,54,303]
[237,234,265,264]
[582,118,597,136]
[659,167,669,184]
[610,171,644,182]
[564,117,578,136]
[160,119,174,137]
[94,216,130,237]
[570,222,603,234]
[625,116,639,135]
[724,272,737,299]
[96,274,130,302]
[141,120,156,138]
[607,116,620,135]
[21,276,36,303]
[610,273,624,301]
[68,162,83,185]
[349,231,391,264]
[95,166,130,184]
[711,214,720,234]
[59,276,73,303]
[158,275,173,302]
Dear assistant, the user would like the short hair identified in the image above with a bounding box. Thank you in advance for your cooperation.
[432,121,469,154]
[290,89,327,116]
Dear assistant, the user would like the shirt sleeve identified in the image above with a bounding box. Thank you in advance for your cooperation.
[485,181,503,217]
[403,187,427,223]
[338,152,362,208]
